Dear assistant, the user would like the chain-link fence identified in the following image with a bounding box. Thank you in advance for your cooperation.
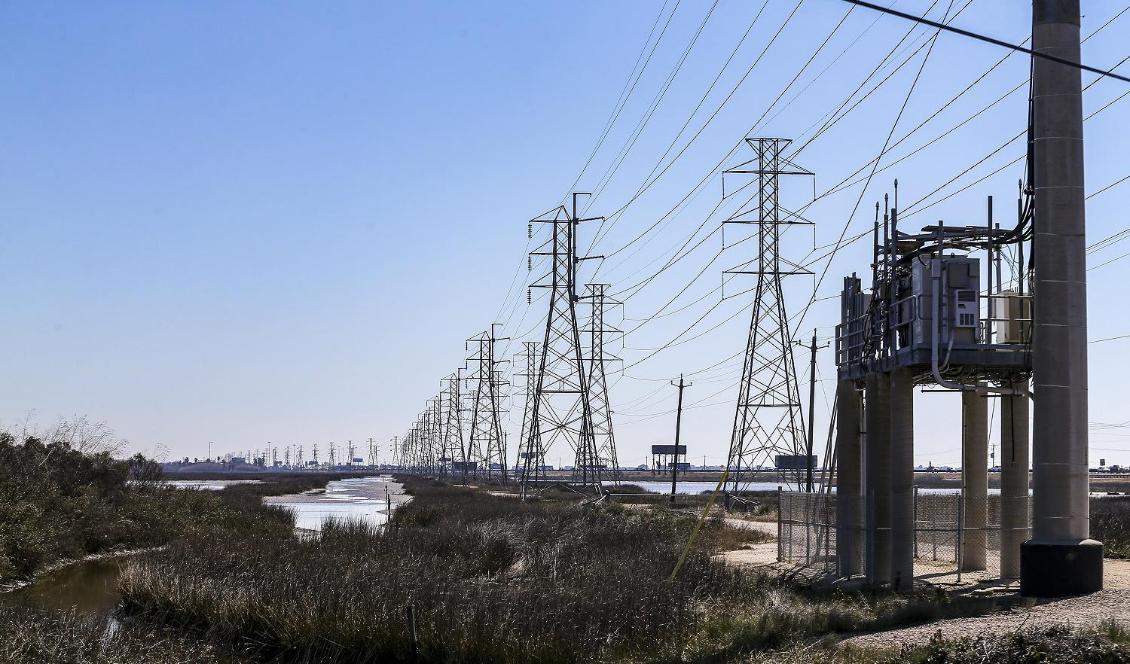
[777,490,838,573]
[777,489,1030,583]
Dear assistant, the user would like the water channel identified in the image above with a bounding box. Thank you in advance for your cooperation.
[1,475,406,619]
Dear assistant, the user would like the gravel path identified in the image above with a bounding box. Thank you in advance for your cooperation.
[844,559,1130,649]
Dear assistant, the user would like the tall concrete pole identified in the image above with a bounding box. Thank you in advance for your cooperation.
[1022,0,1103,596]
[836,380,862,577]
[961,390,988,571]
[1000,379,1030,579]
[864,373,891,586]
[889,368,914,591]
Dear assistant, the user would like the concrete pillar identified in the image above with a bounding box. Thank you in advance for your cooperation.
[1000,381,1030,579]
[890,368,914,591]
[865,373,891,586]
[962,389,988,571]
[836,380,862,577]
[1023,0,1103,596]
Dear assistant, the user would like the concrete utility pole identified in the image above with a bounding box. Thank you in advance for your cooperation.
[1022,0,1103,596]
[670,375,691,504]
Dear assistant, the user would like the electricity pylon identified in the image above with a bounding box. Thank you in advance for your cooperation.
[526,194,602,489]
[441,371,467,480]
[584,283,621,483]
[466,326,509,483]
[723,137,814,490]
[515,341,543,491]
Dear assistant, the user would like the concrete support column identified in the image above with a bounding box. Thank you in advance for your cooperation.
[890,368,914,591]
[836,380,862,577]
[962,389,988,571]
[1023,0,1103,596]
[865,373,891,586]
[1000,380,1031,579]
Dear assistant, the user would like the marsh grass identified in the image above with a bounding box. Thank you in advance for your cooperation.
[1090,496,1130,558]
[0,607,237,664]
[116,477,1003,663]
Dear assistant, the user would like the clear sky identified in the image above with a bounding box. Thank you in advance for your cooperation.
[1,1,1128,468]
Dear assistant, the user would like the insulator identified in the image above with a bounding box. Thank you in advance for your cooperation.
[527,288,532,304]
[527,256,532,271]
[527,223,532,239]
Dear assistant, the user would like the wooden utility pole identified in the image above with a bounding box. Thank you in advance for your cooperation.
[670,375,691,504]
[798,330,827,492]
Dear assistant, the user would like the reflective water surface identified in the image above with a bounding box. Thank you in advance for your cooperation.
[264,475,404,531]
[2,557,123,616]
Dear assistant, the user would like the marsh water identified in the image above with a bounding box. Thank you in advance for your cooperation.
[264,475,403,531]
[1,557,124,618]
[3,475,405,620]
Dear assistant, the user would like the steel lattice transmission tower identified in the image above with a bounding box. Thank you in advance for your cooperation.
[526,194,602,489]
[426,398,442,475]
[723,137,815,489]
[465,325,509,482]
[515,341,544,489]
[440,371,467,480]
[584,283,622,483]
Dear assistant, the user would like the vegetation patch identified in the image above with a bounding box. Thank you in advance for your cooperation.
[116,477,999,663]
[0,607,238,664]
[1090,496,1130,558]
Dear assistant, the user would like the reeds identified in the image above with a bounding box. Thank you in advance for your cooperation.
[0,607,233,663]
[117,477,984,663]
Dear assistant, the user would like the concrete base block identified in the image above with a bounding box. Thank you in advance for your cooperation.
[1020,539,1103,597]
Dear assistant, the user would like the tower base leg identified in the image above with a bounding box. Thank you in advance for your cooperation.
[1020,539,1103,597]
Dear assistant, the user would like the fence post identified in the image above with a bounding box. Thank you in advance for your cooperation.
[777,486,784,563]
[956,492,965,583]
[913,486,919,559]
[806,493,812,564]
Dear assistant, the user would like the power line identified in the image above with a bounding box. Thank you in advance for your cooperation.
[586,0,773,252]
[601,0,962,299]
[1091,334,1130,344]
[1089,174,1130,201]
[840,0,1130,84]
[591,0,810,259]
[584,0,721,213]
[559,0,679,202]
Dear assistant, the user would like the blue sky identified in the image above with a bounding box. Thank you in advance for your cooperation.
[1,1,1128,467]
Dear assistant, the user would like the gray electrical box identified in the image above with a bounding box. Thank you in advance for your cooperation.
[909,256,980,350]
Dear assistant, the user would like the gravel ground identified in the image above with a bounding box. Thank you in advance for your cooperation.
[712,514,1130,649]
[843,559,1130,650]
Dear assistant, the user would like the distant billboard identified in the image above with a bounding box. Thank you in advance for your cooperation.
[651,444,687,455]
[774,454,817,470]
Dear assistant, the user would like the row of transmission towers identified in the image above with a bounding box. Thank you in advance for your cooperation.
[395,194,623,491]
[397,327,510,482]
[393,137,812,498]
